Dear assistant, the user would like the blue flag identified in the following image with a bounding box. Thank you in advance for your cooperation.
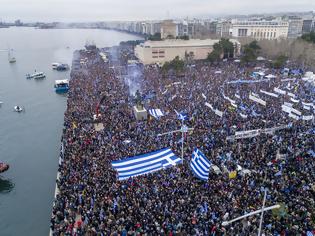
[112,148,182,180]
[190,148,211,181]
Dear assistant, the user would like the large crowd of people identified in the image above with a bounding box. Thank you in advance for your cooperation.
[50,46,315,236]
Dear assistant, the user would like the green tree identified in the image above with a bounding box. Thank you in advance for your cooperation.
[148,33,161,41]
[301,32,315,43]
[161,56,184,75]
[241,40,261,63]
[272,55,288,68]
[207,38,235,62]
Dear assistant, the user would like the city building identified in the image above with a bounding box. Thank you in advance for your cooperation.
[216,21,232,37]
[302,19,314,33]
[229,19,289,40]
[134,39,241,65]
[161,20,177,39]
[287,16,303,38]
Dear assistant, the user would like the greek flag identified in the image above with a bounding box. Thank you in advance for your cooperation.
[112,148,182,180]
[190,148,211,181]
[307,231,314,236]
[175,109,188,121]
[149,109,164,119]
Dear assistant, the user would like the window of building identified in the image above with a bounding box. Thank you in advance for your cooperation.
[152,56,158,58]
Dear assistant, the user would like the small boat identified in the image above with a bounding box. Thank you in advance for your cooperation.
[9,57,16,63]
[0,162,9,173]
[14,105,23,112]
[52,63,61,70]
[56,64,69,71]
[8,48,16,63]
[54,79,69,93]
[26,72,46,79]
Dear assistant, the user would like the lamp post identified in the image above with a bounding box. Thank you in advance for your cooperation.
[222,189,279,236]
[157,121,193,162]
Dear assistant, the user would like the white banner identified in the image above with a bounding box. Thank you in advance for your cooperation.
[205,102,223,117]
[290,98,299,103]
[240,113,248,119]
[202,93,207,100]
[227,125,289,140]
[249,94,266,106]
[281,105,301,116]
[215,109,223,117]
[205,102,213,110]
[284,102,293,107]
[260,90,279,98]
[302,115,314,121]
[287,92,296,98]
[289,113,300,120]
[303,105,311,110]
[274,87,287,95]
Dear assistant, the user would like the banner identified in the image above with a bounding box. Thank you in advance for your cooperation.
[260,90,279,98]
[249,94,266,106]
[202,93,207,100]
[290,98,299,103]
[214,109,223,117]
[227,125,289,140]
[205,102,213,110]
[281,105,301,116]
[240,113,248,119]
[303,105,311,110]
[287,92,296,98]
[289,113,300,120]
[274,87,286,95]
[302,115,313,121]
[205,102,223,117]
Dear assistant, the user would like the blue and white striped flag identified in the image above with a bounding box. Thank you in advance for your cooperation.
[175,109,188,121]
[149,109,164,119]
[112,148,182,180]
[307,231,314,236]
[190,148,211,181]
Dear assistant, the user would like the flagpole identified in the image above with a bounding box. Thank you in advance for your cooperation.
[181,119,184,162]
[258,188,267,236]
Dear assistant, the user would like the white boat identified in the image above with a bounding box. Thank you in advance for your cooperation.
[8,49,16,63]
[26,72,46,79]
[54,79,69,92]
[52,63,61,69]
[14,106,23,112]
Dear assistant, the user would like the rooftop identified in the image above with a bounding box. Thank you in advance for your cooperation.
[139,39,240,48]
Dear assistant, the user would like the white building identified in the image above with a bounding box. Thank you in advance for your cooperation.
[135,39,241,65]
[230,20,289,40]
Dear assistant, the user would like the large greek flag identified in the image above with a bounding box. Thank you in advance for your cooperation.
[190,148,211,181]
[149,109,164,119]
[112,148,182,180]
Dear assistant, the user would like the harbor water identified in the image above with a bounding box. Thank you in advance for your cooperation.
[0,27,141,236]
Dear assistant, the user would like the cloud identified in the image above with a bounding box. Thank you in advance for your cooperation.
[0,0,314,22]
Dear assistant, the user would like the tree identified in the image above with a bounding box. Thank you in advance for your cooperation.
[207,38,234,62]
[301,32,315,44]
[241,40,261,63]
[272,55,288,68]
[148,33,161,41]
[161,56,184,75]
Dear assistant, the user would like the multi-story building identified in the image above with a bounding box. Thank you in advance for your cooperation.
[161,20,177,39]
[302,19,314,33]
[287,16,303,38]
[134,39,241,65]
[216,21,232,37]
[229,19,289,40]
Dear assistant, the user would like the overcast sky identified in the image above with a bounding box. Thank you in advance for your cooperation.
[0,0,314,22]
